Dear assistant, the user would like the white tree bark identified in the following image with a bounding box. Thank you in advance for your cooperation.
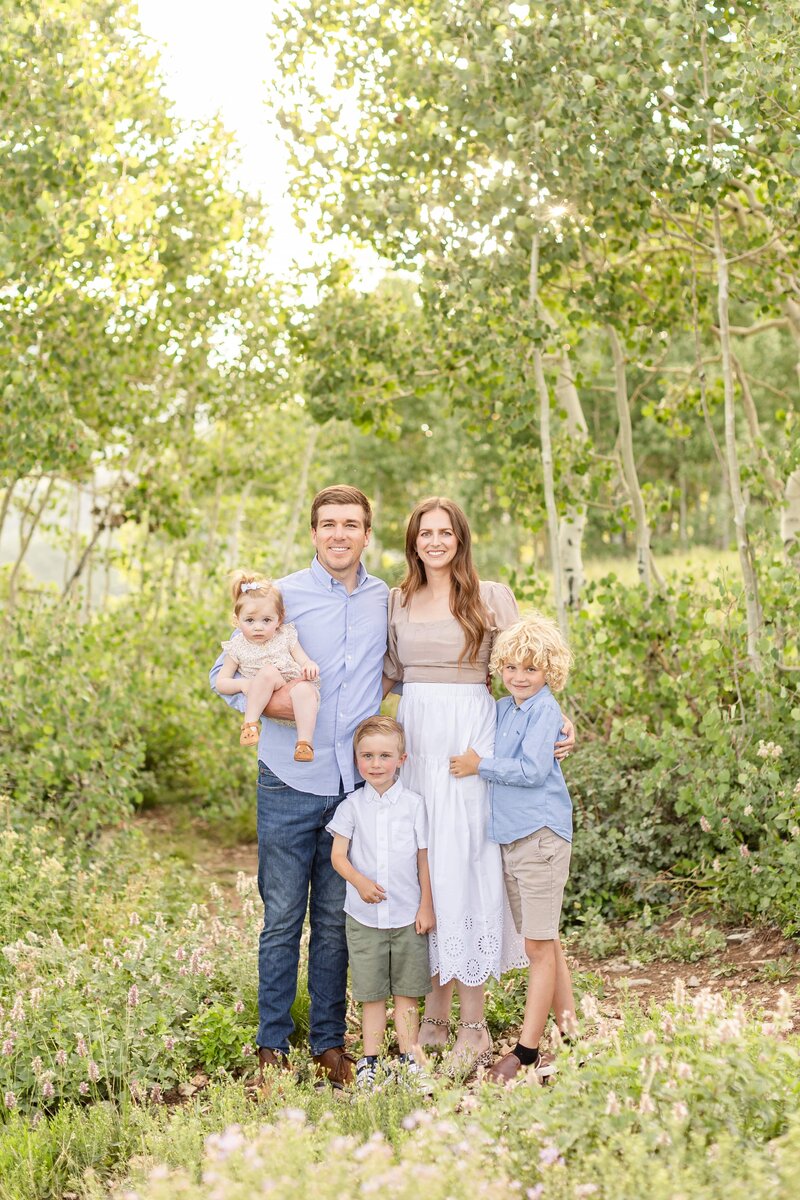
[530,235,567,637]
[554,352,588,609]
[282,424,318,567]
[606,326,656,592]
[782,467,800,562]
[713,208,763,668]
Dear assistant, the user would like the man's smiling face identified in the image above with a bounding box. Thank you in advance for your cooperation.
[311,503,371,579]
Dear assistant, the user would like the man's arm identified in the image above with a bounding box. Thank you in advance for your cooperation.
[330,834,387,904]
[210,647,295,720]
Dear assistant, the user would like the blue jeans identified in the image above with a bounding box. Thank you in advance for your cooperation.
[256,761,348,1054]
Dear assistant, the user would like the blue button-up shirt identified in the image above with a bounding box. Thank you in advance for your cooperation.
[479,685,572,845]
[209,557,388,796]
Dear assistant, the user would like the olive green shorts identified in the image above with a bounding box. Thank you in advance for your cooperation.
[345,915,433,1001]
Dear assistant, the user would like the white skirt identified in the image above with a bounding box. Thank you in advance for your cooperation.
[398,682,527,986]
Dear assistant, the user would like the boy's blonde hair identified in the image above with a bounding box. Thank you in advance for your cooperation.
[229,570,285,621]
[490,612,572,692]
[353,714,406,756]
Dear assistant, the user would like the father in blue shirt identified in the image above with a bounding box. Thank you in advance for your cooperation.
[210,485,388,1087]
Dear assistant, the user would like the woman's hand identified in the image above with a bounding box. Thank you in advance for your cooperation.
[554,715,576,761]
[450,748,481,777]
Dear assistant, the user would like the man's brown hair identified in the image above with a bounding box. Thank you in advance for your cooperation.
[310,486,372,530]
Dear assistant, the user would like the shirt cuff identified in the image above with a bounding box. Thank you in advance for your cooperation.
[477,758,496,781]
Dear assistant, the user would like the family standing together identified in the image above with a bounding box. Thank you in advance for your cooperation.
[210,484,577,1089]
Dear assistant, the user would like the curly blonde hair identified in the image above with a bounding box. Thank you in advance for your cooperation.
[489,612,572,692]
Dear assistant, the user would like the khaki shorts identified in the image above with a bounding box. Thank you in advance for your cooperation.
[345,915,432,1001]
[501,827,571,941]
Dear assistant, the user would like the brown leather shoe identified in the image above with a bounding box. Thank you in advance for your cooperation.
[312,1046,356,1088]
[258,1046,291,1080]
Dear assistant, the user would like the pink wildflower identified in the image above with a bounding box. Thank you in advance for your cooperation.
[127,984,139,1008]
[88,1061,100,1082]
[76,1035,88,1057]
[739,844,750,859]
[700,816,711,832]
[41,1080,55,1100]
[4,1092,16,1110]
[79,1081,89,1095]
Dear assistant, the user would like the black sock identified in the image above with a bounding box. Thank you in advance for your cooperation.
[360,1054,379,1064]
[513,1041,540,1066]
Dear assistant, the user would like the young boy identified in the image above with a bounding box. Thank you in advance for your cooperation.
[327,715,435,1088]
[450,612,577,1084]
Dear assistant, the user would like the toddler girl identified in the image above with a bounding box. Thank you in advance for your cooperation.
[216,571,320,761]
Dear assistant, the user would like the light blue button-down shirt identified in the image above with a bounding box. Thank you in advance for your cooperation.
[479,685,572,845]
[209,557,388,796]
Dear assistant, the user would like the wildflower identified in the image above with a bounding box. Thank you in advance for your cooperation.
[112,957,123,970]
[29,987,42,1008]
[580,993,599,1020]
[700,816,711,832]
[721,817,730,827]
[656,1131,672,1148]
[206,1125,246,1162]
[175,947,187,962]
[739,844,750,859]
[127,984,139,1008]
[31,1056,43,1076]
[164,1036,176,1052]
[539,1143,563,1167]
[41,1080,55,1100]
[79,1081,89,1095]
[3,1092,16,1110]
[751,864,761,875]
[234,1000,245,1014]
[672,1101,689,1120]
[55,1050,67,1067]
[401,1114,419,1131]
[10,995,24,1022]
[756,740,782,759]
[575,1187,599,1198]
[2,1038,14,1056]
[128,912,140,927]
[526,1188,544,1200]
[88,1061,100,1082]
[743,804,753,817]
[661,1014,676,1037]
[638,1093,656,1115]
[242,1043,254,1057]
[76,1035,88,1057]
[712,858,721,871]
[791,826,800,839]
[150,1084,163,1104]
[675,1062,692,1080]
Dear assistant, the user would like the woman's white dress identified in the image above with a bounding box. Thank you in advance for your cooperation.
[385,582,527,986]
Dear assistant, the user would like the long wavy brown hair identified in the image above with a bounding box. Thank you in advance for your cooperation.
[399,496,488,666]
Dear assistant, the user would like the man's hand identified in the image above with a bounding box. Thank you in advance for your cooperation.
[554,715,576,762]
[450,748,481,778]
[262,682,297,721]
[415,903,435,935]
[357,877,387,904]
[302,661,320,681]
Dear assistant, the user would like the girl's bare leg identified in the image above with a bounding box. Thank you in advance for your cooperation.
[289,680,319,745]
[393,996,420,1054]
[420,974,453,1047]
[362,1000,388,1057]
[243,664,284,726]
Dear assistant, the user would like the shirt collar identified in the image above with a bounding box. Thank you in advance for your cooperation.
[512,683,552,713]
[363,778,403,805]
[310,555,368,592]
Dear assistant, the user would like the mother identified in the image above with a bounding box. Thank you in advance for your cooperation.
[383,497,575,1071]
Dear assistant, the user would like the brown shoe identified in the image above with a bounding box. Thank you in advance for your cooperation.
[294,740,314,762]
[258,1046,291,1081]
[312,1046,356,1088]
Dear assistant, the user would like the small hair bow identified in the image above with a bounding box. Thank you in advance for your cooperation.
[240,582,260,593]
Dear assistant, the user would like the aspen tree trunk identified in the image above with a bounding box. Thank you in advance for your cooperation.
[0,479,16,546]
[606,327,657,592]
[713,208,763,668]
[227,480,252,570]
[782,468,800,562]
[7,477,56,611]
[554,352,587,609]
[530,235,566,637]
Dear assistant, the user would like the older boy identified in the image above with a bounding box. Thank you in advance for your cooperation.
[450,612,577,1084]
[328,715,434,1088]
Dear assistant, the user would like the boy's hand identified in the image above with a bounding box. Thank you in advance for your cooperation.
[554,715,576,761]
[415,903,435,935]
[357,878,387,904]
[303,660,320,681]
[450,748,481,777]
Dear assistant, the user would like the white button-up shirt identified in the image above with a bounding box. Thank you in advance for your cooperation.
[326,779,428,929]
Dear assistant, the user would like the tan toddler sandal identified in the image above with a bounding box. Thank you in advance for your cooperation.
[294,741,314,762]
[240,721,260,747]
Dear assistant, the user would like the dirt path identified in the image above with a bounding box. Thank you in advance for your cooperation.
[136,808,800,1016]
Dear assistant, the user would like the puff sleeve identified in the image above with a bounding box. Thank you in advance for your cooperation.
[221,638,241,664]
[383,587,405,682]
[482,581,520,638]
